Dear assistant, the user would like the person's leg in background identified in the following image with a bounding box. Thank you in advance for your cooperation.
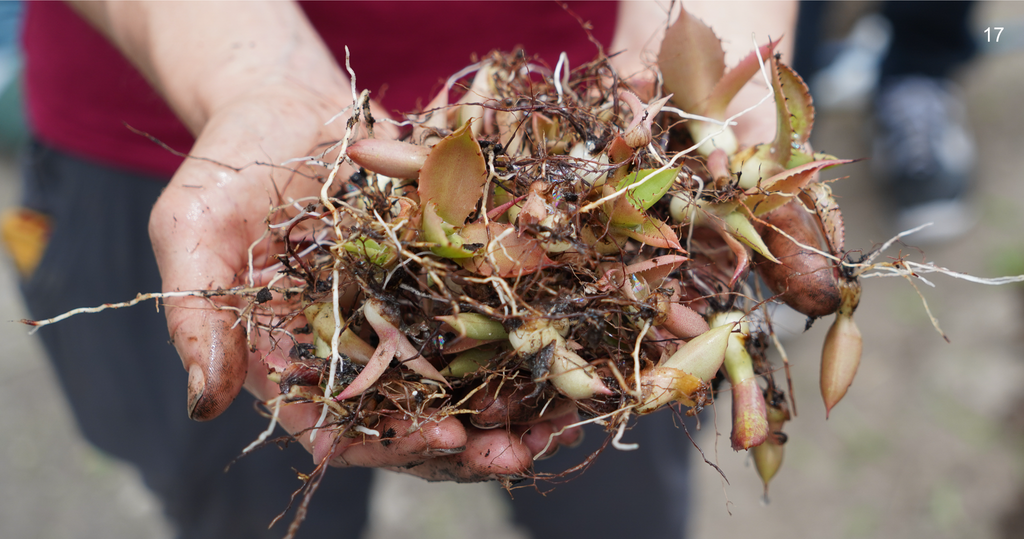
[510,411,694,539]
[17,141,374,539]
[873,1,978,241]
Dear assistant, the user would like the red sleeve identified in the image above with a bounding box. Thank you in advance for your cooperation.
[22,2,194,177]
[22,1,617,178]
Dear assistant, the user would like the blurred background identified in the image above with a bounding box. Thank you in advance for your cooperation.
[2,2,1024,538]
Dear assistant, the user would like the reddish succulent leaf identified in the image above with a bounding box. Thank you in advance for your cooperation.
[705,40,780,120]
[611,216,682,251]
[658,9,725,114]
[746,158,855,216]
[347,139,430,180]
[802,181,846,254]
[627,254,688,289]
[458,222,554,277]
[767,54,793,167]
[778,61,815,146]
[715,226,751,287]
[605,134,635,186]
[418,120,488,225]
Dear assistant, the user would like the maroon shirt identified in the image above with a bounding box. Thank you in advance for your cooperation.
[22,2,617,177]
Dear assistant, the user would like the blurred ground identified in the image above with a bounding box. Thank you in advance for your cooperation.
[3,2,1024,539]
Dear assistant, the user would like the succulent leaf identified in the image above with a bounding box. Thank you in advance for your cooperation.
[767,53,794,167]
[777,61,815,147]
[658,9,726,115]
[458,221,553,277]
[422,201,476,259]
[418,120,489,225]
[610,215,682,251]
[436,312,508,341]
[724,210,778,262]
[745,158,856,216]
[705,40,780,120]
[346,138,430,179]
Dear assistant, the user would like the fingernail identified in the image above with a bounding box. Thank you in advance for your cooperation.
[187,364,205,420]
[425,446,466,457]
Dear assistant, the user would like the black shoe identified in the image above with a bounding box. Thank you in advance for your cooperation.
[872,75,975,243]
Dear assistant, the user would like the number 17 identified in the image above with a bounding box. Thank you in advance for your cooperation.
[985,27,1004,42]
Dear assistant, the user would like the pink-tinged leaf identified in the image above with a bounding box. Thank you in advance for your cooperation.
[620,91,672,149]
[768,54,793,167]
[658,8,726,114]
[418,120,488,225]
[458,222,554,277]
[336,299,448,401]
[516,183,549,231]
[347,139,430,179]
[716,226,752,288]
[611,216,682,251]
[625,254,689,288]
[412,87,450,144]
[707,148,731,185]
[705,40,780,120]
[661,303,710,339]
[731,377,769,450]
[336,329,397,401]
[604,134,635,186]
[803,181,846,254]
[745,158,856,216]
[778,61,815,146]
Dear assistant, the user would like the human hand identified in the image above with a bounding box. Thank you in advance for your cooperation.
[145,69,587,480]
[609,0,798,148]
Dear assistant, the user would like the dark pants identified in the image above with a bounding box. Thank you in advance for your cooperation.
[19,141,690,539]
[793,1,977,81]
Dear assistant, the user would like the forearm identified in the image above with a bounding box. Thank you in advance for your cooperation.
[67,1,351,135]
[610,0,796,72]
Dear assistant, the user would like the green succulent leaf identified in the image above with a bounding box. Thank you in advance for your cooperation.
[422,201,476,259]
[618,167,680,212]
[724,210,778,262]
[768,54,793,167]
[436,312,508,340]
[342,237,393,266]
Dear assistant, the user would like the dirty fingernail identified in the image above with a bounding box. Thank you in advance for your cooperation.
[187,364,206,420]
[425,446,466,457]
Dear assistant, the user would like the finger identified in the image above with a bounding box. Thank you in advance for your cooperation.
[518,410,583,459]
[395,427,535,483]
[150,167,253,421]
[329,412,468,468]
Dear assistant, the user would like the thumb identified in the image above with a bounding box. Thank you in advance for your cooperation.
[150,165,252,421]
[173,300,248,421]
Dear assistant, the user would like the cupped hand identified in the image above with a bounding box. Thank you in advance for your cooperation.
[149,82,582,482]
